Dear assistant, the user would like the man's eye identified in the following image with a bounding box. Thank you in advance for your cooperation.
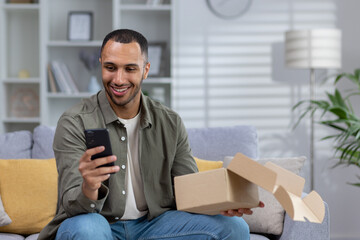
[126,67,136,72]
[105,66,115,71]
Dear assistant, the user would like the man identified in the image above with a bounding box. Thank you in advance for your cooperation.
[39,29,263,240]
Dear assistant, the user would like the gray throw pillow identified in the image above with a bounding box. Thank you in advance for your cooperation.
[0,130,32,159]
[0,195,12,227]
[32,125,56,159]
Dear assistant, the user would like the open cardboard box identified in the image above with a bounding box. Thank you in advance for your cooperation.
[174,153,325,223]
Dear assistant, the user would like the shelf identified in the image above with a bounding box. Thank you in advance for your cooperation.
[120,4,171,11]
[47,92,93,98]
[2,78,40,84]
[145,77,171,84]
[47,41,103,47]
[3,117,40,123]
[3,3,39,11]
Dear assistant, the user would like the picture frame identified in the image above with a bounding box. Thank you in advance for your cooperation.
[148,42,167,77]
[67,11,93,41]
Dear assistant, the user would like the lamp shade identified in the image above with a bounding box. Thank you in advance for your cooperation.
[285,29,341,69]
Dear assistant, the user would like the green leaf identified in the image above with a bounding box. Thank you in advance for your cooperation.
[334,69,360,88]
[320,134,342,141]
[292,100,307,110]
[348,182,360,187]
[355,69,360,79]
[328,107,348,119]
[356,131,360,140]
[335,73,346,84]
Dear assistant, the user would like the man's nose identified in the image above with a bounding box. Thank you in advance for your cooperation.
[114,69,126,85]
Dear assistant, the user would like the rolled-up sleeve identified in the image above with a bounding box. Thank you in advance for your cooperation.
[171,116,198,177]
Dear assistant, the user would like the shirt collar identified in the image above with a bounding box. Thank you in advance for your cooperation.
[98,89,152,129]
[98,89,119,125]
[139,92,153,129]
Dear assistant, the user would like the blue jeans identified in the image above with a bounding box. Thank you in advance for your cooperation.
[55,210,250,240]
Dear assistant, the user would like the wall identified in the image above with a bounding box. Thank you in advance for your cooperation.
[324,1,360,239]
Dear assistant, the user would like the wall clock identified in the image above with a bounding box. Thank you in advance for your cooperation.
[206,0,252,20]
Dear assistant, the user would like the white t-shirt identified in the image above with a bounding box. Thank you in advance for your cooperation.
[118,113,148,220]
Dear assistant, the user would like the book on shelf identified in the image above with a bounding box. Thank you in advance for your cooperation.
[47,64,59,93]
[48,61,79,94]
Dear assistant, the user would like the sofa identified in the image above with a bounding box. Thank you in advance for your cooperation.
[0,125,330,240]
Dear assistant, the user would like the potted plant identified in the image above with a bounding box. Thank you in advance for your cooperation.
[293,69,360,187]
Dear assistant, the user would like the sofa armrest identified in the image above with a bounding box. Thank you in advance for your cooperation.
[279,201,330,240]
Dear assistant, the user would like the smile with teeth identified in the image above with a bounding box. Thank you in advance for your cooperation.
[113,87,128,93]
[111,85,130,94]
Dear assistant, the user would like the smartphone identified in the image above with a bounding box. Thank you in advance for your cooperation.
[84,128,114,168]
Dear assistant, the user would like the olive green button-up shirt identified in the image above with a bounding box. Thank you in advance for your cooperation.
[38,90,198,240]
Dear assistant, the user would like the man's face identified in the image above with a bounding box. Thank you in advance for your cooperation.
[100,40,150,112]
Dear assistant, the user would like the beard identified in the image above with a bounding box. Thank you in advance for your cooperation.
[105,76,144,108]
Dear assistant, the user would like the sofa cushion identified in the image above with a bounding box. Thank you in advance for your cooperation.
[187,126,258,161]
[0,158,57,235]
[250,234,271,240]
[194,156,223,172]
[0,131,32,159]
[0,233,24,240]
[32,125,56,159]
[24,234,39,240]
[224,156,306,236]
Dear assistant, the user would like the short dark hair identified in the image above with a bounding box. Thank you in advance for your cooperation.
[101,29,148,62]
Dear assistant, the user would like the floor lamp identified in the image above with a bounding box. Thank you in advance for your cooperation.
[285,29,342,190]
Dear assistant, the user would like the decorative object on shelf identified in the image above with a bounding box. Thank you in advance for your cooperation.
[9,87,39,118]
[285,29,342,190]
[79,50,101,93]
[206,0,252,20]
[68,12,93,41]
[18,69,30,79]
[293,69,360,188]
[148,42,166,77]
[8,0,33,3]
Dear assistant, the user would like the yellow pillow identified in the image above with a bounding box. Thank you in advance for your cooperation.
[0,158,58,235]
[194,157,223,172]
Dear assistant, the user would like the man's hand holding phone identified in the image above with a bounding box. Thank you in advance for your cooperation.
[79,129,120,200]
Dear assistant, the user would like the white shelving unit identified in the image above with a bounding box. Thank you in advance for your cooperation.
[0,0,173,133]
[0,0,41,133]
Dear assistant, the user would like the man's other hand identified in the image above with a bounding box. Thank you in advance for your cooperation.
[221,201,265,217]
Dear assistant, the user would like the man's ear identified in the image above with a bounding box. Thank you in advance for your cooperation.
[143,62,151,79]
[99,57,102,64]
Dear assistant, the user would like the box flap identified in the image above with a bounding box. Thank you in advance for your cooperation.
[227,153,277,193]
[274,186,325,223]
[228,153,325,223]
[303,190,326,222]
[264,162,305,196]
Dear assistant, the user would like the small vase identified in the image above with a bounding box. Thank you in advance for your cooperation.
[88,75,101,94]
